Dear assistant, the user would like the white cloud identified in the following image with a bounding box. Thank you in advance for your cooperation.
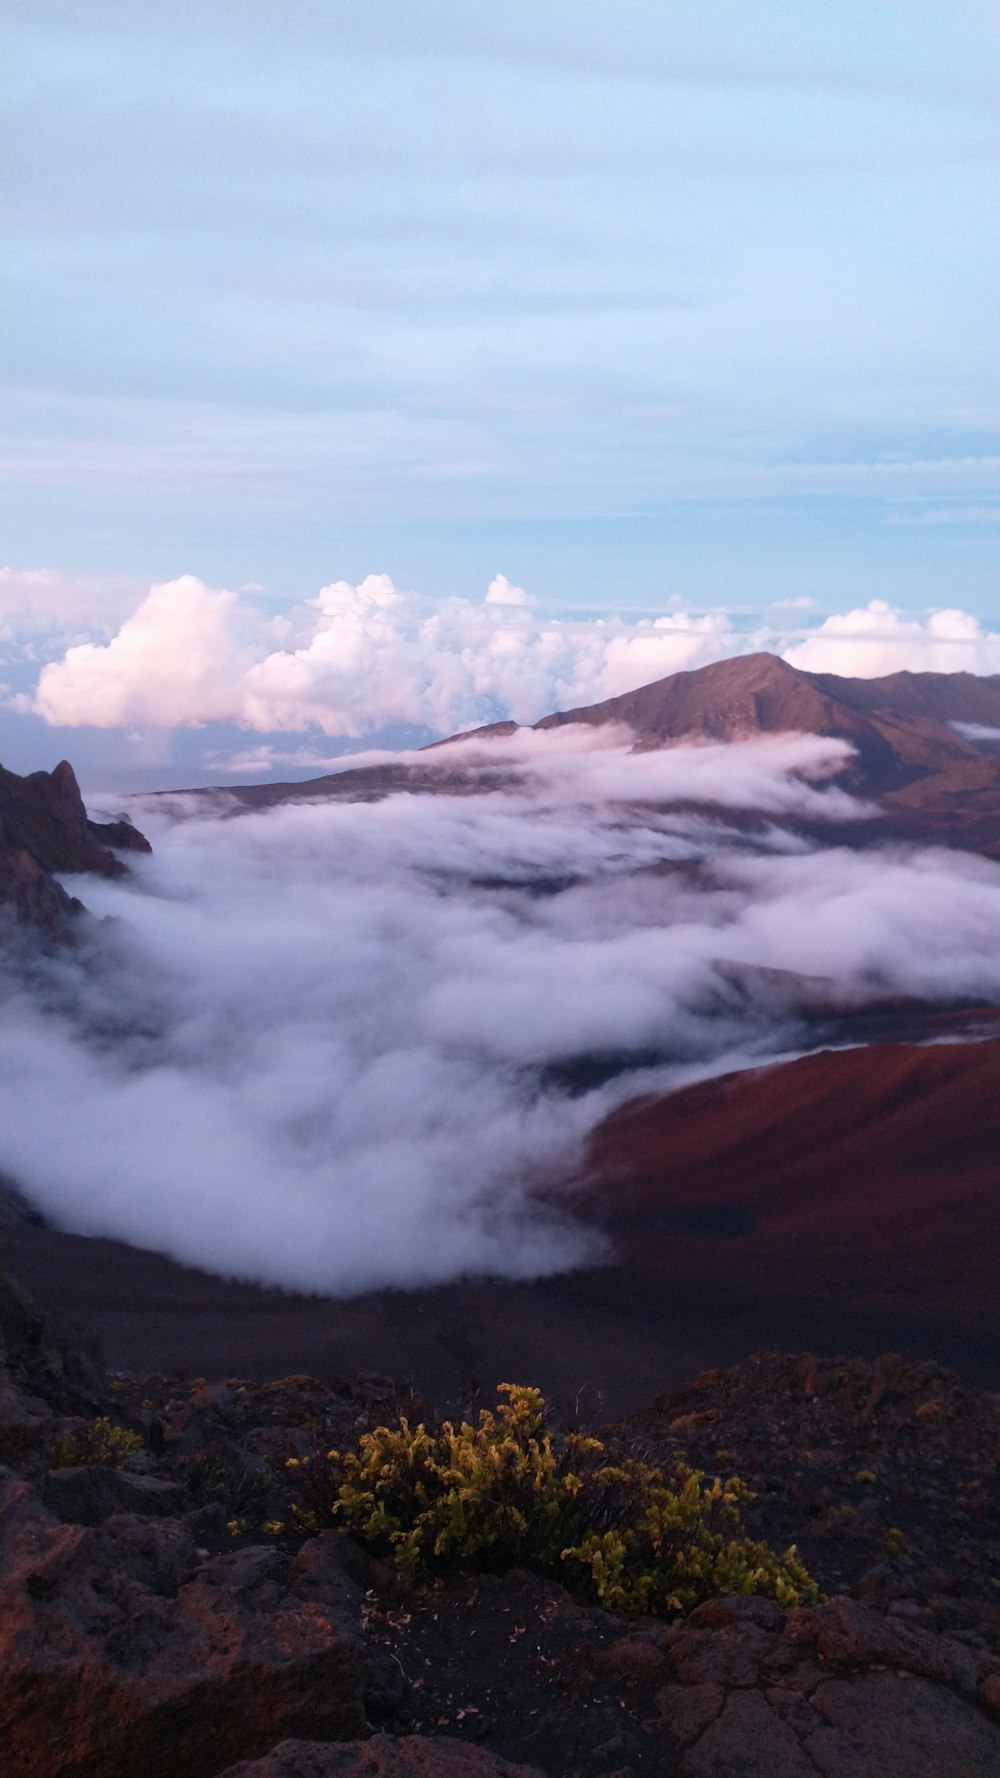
[782,600,1000,678]
[3,731,995,1297]
[28,572,741,736]
[21,574,1000,742]
[29,575,276,728]
[951,722,1000,742]
[486,573,534,606]
[0,567,144,642]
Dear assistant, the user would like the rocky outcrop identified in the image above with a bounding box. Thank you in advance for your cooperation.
[1,1476,374,1778]
[219,1735,545,1776]
[0,758,151,938]
[1,1275,999,1778]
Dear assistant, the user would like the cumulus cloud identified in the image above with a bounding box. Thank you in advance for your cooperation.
[22,575,1000,744]
[29,576,276,727]
[783,600,1000,678]
[485,573,534,606]
[1,732,997,1298]
[28,572,739,737]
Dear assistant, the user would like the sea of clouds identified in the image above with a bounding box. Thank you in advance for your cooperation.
[2,726,998,1297]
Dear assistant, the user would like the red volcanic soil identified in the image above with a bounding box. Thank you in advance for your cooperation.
[586,1039,999,1319]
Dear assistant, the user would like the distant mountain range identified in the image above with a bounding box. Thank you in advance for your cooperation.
[211,651,1000,854]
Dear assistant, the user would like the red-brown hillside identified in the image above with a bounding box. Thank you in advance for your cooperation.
[585,1039,999,1318]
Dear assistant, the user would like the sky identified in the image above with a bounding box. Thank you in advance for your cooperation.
[2,0,998,786]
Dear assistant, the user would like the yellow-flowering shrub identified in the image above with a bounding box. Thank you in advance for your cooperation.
[50,1416,143,1470]
[321,1384,817,1615]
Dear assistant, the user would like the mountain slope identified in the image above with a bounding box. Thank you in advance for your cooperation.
[535,652,997,790]
[208,654,999,850]
[585,1039,999,1318]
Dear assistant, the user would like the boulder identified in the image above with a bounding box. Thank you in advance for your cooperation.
[0,1475,372,1778]
[42,1463,184,1525]
[218,1734,546,1777]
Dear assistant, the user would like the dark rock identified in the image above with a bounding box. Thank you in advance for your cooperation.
[0,1271,42,1350]
[288,1532,407,1714]
[0,758,151,938]
[687,1594,786,1633]
[0,1380,52,1455]
[218,1735,546,1776]
[654,1680,725,1746]
[592,1632,666,1682]
[87,815,153,854]
[1,1476,370,1778]
[680,1688,818,1777]
[665,1620,775,1689]
[42,1463,184,1525]
[787,1598,979,1699]
[806,1672,1000,1777]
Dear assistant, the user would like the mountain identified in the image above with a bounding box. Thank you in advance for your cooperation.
[209,653,1000,852]
[528,653,1000,850]
[584,1038,999,1327]
[536,652,999,755]
[0,759,151,938]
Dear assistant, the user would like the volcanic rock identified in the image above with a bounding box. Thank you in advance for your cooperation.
[0,1475,371,1778]
[218,1735,546,1777]
[0,758,151,938]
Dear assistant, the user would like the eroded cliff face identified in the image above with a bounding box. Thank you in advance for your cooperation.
[0,759,151,939]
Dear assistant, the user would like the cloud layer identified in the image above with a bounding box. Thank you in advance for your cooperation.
[22,574,1000,744]
[2,730,997,1298]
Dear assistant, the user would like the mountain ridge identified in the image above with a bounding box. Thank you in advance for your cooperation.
[196,653,1000,853]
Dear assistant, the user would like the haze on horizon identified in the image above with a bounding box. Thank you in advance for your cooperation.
[2,0,998,787]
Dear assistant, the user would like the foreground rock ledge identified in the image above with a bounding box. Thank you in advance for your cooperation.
[2,1269,999,1778]
[219,1736,545,1776]
[1,1476,377,1778]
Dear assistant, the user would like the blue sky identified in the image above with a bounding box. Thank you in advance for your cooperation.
[2,1,998,783]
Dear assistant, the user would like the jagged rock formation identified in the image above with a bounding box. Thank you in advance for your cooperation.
[0,758,151,938]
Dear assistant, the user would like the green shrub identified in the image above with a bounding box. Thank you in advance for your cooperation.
[50,1416,143,1470]
[319,1383,817,1615]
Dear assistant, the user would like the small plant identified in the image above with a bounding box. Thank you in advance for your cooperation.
[311,1384,816,1615]
[50,1416,143,1470]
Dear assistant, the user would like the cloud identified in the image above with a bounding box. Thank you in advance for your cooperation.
[1,731,997,1299]
[23,576,1000,743]
[28,572,740,737]
[485,573,534,606]
[0,567,144,643]
[782,600,1000,678]
[951,722,1000,743]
